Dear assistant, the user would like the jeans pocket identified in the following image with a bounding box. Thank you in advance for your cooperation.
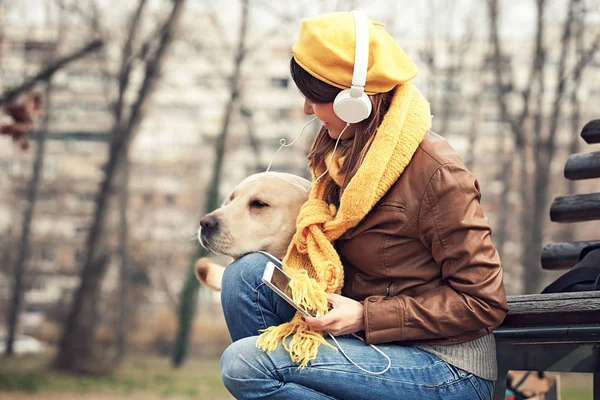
[443,362,470,381]
[468,375,494,400]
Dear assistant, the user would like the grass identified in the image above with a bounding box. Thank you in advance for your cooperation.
[0,354,594,399]
[561,387,594,400]
[0,353,232,399]
[556,372,593,400]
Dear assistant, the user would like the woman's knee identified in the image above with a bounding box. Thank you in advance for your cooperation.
[221,336,277,397]
[221,336,258,381]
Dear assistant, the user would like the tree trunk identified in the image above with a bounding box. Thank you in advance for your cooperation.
[4,82,52,356]
[113,5,148,361]
[172,0,250,368]
[424,0,437,111]
[115,157,130,363]
[239,102,262,173]
[561,2,585,242]
[522,161,550,293]
[523,0,576,294]
[53,0,186,373]
[464,58,483,172]
[494,127,512,263]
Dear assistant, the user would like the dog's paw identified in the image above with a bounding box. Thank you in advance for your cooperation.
[194,257,224,292]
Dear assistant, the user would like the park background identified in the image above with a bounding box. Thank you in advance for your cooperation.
[1,0,599,398]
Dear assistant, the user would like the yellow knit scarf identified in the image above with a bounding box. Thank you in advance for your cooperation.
[256,83,431,367]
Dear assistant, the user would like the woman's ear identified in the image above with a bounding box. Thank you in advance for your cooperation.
[303,98,314,116]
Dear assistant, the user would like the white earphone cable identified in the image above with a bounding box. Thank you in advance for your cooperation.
[266,116,318,173]
[326,331,392,375]
[311,123,349,187]
[264,119,349,192]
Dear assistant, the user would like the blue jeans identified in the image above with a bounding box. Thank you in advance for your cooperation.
[220,252,494,400]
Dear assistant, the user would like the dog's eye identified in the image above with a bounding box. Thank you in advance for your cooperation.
[249,199,269,209]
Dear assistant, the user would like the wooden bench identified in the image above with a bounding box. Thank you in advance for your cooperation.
[493,119,600,399]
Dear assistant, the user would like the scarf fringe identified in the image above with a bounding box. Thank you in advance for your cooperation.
[256,316,336,368]
[286,268,330,314]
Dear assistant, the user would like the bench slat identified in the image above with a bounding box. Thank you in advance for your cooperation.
[550,192,600,222]
[503,291,600,327]
[541,240,600,270]
[507,291,600,303]
[495,324,600,341]
[581,119,600,144]
[565,151,600,180]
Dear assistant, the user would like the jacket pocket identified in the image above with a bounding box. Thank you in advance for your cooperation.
[371,200,412,237]
[378,200,406,211]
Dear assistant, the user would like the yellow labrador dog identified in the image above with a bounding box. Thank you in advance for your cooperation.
[195,172,310,291]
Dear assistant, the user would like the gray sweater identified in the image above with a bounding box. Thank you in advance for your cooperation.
[417,333,497,381]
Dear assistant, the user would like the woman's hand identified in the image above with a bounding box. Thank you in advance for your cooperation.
[303,293,364,336]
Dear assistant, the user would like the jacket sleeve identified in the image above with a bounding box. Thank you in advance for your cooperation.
[363,163,509,344]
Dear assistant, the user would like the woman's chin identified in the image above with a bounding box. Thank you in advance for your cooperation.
[326,125,355,140]
[327,130,339,139]
[326,128,343,139]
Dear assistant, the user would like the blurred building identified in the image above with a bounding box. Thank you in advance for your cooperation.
[1,3,599,337]
[0,7,312,330]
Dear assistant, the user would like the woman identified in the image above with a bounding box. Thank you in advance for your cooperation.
[219,11,508,400]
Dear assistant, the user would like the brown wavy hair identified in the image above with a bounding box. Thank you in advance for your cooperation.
[290,57,395,193]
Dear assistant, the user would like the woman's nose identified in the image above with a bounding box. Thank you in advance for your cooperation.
[303,98,314,115]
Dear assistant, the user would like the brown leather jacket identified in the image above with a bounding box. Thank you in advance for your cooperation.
[337,131,509,346]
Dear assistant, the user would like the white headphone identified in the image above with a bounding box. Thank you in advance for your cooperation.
[332,11,372,124]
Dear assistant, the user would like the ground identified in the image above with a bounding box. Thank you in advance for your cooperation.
[0,353,232,400]
[0,353,594,399]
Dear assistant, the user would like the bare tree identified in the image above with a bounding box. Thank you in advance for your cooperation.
[111,0,149,365]
[422,0,438,109]
[0,39,103,107]
[492,121,513,263]
[172,0,251,368]
[419,0,479,171]
[4,92,52,357]
[435,8,475,136]
[5,4,78,356]
[463,80,482,171]
[115,157,130,363]
[560,0,588,243]
[487,0,600,293]
[54,0,187,373]
[239,103,263,172]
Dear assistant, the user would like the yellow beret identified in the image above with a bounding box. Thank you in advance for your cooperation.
[292,12,418,95]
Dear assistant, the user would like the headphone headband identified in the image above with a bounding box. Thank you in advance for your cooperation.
[332,11,372,124]
[351,10,369,94]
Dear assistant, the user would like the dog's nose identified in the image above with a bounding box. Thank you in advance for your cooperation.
[200,215,219,232]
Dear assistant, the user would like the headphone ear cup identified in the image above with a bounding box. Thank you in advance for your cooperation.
[333,89,372,124]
